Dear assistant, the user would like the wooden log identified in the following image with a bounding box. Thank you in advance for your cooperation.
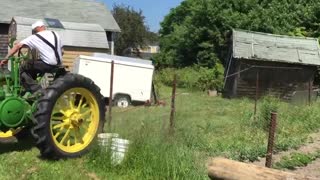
[207,158,317,180]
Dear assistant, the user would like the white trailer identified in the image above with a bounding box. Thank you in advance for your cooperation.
[73,54,154,107]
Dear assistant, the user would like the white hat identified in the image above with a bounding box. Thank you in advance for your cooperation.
[32,20,45,30]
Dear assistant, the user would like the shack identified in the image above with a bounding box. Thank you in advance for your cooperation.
[0,0,120,58]
[9,16,110,71]
[224,29,320,101]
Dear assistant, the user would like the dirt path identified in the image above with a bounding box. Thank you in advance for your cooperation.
[252,130,320,177]
[290,159,320,178]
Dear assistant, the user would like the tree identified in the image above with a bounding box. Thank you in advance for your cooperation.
[112,4,158,56]
[157,0,320,68]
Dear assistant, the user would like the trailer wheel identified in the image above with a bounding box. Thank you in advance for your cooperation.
[32,74,105,159]
[114,95,131,108]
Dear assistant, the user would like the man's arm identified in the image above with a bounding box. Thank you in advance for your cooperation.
[0,43,26,66]
[5,43,25,59]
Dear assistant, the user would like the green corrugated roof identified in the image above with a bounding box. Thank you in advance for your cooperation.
[0,0,120,32]
[233,29,320,66]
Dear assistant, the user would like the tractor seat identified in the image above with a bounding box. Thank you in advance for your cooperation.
[48,66,66,74]
[38,66,67,78]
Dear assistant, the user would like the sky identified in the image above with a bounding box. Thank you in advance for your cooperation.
[101,0,183,32]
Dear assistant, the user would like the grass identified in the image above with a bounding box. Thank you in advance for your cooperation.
[274,151,320,170]
[1,86,320,179]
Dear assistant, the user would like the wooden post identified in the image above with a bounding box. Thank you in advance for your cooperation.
[308,80,312,106]
[254,70,259,118]
[265,112,277,168]
[108,61,115,127]
[208,158,317,180]
[152,82,158,104]
[169,74,177,135]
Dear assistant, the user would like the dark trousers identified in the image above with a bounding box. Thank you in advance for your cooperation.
[20,60,56,93]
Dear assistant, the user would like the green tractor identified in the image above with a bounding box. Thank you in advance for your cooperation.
[0,42,105,159]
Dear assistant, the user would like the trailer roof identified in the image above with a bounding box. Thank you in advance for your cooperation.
[78,55,154,69]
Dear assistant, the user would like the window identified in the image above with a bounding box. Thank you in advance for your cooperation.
[44,18,64,29]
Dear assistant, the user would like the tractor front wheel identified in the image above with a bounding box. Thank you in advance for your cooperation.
[32,74,105,159]
[0,129,21,143]
[0,128,31,143]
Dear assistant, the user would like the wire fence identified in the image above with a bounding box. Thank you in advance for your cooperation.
[107,72,282,167]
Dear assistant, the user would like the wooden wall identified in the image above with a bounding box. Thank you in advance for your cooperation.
[62,47,108,71]
[224,59,317,100]
[0,35,8,58]
[0,24,9,58]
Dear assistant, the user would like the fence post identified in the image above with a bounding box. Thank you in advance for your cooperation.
[108,61,115,128]
[254,70,259,118]
[308,80,312,106]
[169,74,177,135]
[265,112,277,168]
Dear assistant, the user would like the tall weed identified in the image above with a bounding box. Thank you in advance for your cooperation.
[256,96,280,131]
[86,120,204,179]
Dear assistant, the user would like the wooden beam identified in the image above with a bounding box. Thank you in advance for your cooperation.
[207,158,316,180]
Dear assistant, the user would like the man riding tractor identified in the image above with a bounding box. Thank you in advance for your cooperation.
[1,20,63,95]
[0,20,105,159]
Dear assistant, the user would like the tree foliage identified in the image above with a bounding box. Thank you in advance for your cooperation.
[157,0,320,68]
[112,4,158,56]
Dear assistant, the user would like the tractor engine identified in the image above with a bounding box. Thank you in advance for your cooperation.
[0,88,30,130]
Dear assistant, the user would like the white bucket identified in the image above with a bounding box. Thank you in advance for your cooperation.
[110,138,130,164]
[97,133,119,147]
[97,133,129,165]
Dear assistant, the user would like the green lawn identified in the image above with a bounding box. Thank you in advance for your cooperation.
[1,87,320,179]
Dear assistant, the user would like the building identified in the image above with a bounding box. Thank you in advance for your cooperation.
[139,44,160,54]
[9,16,111,71]
[0,0,121,65]
[128,43,160,60]
[224,29,320,101]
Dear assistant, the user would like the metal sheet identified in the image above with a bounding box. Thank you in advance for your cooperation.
[233,29,320,66]
[14,17,108,49]
[0,0,120,32]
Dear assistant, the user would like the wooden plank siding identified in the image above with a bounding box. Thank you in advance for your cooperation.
[0,24,9,58]
[62,47,108,71]
[0,35,8,58]
[230,60,316,100]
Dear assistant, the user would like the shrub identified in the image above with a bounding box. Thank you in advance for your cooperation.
[154,64,224,91]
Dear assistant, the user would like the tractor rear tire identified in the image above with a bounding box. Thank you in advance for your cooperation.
[32,74,105,159]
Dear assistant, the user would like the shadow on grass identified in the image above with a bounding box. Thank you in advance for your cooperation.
[0,136,35,154]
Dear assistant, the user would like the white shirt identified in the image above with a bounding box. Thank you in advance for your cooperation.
[20,30,63,65]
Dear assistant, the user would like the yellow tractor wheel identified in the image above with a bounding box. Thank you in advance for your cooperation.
[0,129,19,142]
[32,74,105,159]
[0,128,30,143]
